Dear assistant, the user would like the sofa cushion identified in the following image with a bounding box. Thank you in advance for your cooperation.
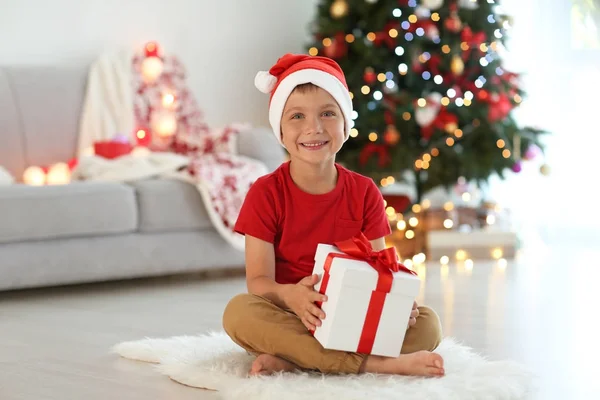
[131,179,213,233]
[0,182,137,244]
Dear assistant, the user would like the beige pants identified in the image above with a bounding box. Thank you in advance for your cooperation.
[222,293,442,374]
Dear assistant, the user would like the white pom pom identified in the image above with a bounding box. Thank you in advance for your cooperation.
[254,71,277,94]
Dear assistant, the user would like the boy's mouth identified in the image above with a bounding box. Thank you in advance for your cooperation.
[300,141,329,150]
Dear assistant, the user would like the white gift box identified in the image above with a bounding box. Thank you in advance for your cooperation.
[311,243,421,358]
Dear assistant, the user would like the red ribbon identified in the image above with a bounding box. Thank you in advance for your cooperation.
[358,144,391,167]
[316,233,416,354]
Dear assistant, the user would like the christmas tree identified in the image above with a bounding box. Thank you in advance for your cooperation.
[306,0,549,203]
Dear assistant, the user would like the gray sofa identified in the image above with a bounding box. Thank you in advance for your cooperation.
[0,65,285,291]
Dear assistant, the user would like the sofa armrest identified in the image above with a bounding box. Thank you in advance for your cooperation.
[237,127,287,172]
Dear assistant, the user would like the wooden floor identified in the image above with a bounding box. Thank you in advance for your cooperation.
[1,240,598,400]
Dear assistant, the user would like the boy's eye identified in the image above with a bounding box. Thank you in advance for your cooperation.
[291,113,304,119]
[322,111,336,117]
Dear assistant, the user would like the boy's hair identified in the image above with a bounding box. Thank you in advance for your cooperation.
[292,83,319,94]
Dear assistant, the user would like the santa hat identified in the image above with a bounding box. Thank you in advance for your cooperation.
[254,53,353,147]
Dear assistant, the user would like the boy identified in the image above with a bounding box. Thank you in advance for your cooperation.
[223,54,444,377]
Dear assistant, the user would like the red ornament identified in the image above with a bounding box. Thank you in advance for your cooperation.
[445,12,462,33]
[323,33,348,59]
[144,41,160,58]
[359,144,391,167]
[478,90,489,100]
[384,125,400,145]
[94,141,133,159]
[363,67,377,84]
[488,93,512,122]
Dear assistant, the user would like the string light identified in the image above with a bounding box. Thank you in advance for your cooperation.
[323,38,332,47]
[422,199,431,209]
[494,29,503,38]
[446,137,455,146]
[367,32,377,41]
[464,91,474,100]
[393,8,402,17]
[456,250,467,261]
[434,75,443,84]
[422,71,432,80]
[443,219,454,228]
[398,63,408,75]
[377,73,386,82]
[405,230,415,239]
[417,98,427,107]
[395,46,405,56]
[491,248,503,259]
[349,91,354,99]
[464,99,472,106]
[514,94,522,103]
[491,41,499,51]
[369,132,378,141]
[309,47,318,56]
[480,58,489,67]
[461,42,470,51]
[442,45,451,53]
[497,139,505,148]
[397,220,407,230]
[389,28,399,38]
[403,112,411,121]
[386,206,396,216]
[415,160,423,169]
[423,153,432,162]
[386,80,396,89]
[455,98,464,107]
[441,97,450,106]
[401,21,411,30]
[408,14,418,23]
[416,27,425,36]
[373,90,383,100]
[465,259,474,270]
[498,258,508,269]
[440,255,449,265]
[413,253,426,264]
[431,148,440,156]
[502,149,511,158]
[487,15,496,23]
[462,192,471,202]
[454,129,463,138]
[412,204,422,213]
[350,128,359,137]
[405,32,414,41]
[136,129,146,139]
[361,85,370,94]
[431,13,440,22]
[447,88,457,98]
[345,34,355,43]
[409,217,419,227]
[487,214,496,225]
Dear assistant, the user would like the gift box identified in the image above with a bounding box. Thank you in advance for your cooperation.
[312,234,421,358]
[93,140,133,159]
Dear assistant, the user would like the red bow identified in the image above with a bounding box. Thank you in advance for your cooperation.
[359,144,391,167]
[316,233,416,354]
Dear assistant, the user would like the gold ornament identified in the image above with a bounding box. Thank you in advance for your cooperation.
[540,164,551,176]
[451,55,464,75]
[330,0,349,19]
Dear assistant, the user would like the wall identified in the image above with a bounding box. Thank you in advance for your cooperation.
[0,0,318,128]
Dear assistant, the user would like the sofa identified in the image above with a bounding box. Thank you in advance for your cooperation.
[0,65,285,292]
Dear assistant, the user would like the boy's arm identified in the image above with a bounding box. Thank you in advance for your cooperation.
[244,234,291,309]
[369,236,387,252]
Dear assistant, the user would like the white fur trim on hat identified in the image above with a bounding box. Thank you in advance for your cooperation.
[268,69,353,147]
[254,71,277,94]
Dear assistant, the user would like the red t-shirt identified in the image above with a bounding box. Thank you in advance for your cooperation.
[234,161,392,285]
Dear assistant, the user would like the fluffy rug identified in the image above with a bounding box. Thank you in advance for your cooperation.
[111,331,536,400]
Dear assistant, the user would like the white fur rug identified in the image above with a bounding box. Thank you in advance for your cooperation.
[111,331,536,400]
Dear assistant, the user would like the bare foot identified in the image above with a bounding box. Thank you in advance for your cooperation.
[360,351,444,377]
[249,354,299,376]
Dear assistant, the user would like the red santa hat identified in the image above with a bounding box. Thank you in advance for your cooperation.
[254,53,353,147]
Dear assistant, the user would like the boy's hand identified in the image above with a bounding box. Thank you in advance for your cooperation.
[284,274,327,331]
[408,300,419,328]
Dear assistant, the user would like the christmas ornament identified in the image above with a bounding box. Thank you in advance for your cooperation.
[363,67,377,84]
[421,0,444,9]
[511,161,522,173]
[451,55,465,75]
[540,164,551,176]
[323,33,348,59]
[445,12,462,32]
[524,144,541,160]
[22,166,45,186]
[141,56,164,83]
[458,0,479,10]
[488,93,512,122]
[330,0,348,19]
[46,162,71,185]
[144,41,160,58]
[425,24,440,41]
[384,125,401,145]
[415,92,442,127]
[415,6,431,18]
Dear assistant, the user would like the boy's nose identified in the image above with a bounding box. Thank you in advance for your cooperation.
[305,116,323,135]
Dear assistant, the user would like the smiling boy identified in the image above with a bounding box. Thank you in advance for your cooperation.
[223,54,444,377]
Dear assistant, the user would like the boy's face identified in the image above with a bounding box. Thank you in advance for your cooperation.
[280,86,345,166]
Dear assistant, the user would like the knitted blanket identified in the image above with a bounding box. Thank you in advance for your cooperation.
[75,49,268,250]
